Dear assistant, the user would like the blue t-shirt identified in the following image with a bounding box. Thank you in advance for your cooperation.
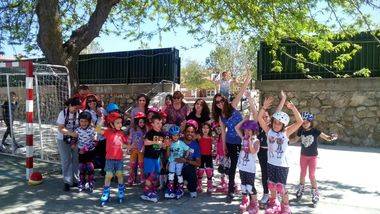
[169,140,190,162]
[184,140,201,161]
[221,108,243,145]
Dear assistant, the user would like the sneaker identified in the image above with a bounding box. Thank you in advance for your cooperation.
[190,192,197,198]
[140,192,159,203]
[0,144,6,152]
[260,194,269,204]
[78,183,85,192]
[63,183,70,192]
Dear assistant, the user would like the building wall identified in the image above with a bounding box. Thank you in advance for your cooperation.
[256,78,380,147]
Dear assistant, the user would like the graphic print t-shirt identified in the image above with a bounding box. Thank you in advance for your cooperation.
[144,130,164,159]
[297,128,321,156]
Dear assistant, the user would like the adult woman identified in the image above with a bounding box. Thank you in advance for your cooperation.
[212,71,251,203]
[186,98,211,128]
[176,123,201,198]
[57,97,81,191]
[165,91,190,127]
[131,93,149,119]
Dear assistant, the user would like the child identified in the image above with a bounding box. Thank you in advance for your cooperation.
[235,120,260,214]
[97,111,128,206]
[212,121,228,193]
[164,125,191,199]
[140,114,164,203]
[127,112,147,186]
[66,111,97,193]
[1,91,21,150]
[292,112,338,206]
[197,122,214,194]
[257,97,303,214]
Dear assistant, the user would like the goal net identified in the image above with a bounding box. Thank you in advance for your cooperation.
[0,61,70,166]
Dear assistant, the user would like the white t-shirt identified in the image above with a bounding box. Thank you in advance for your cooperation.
[220,79,232,96]
[56,109,79,140]
[238,137,259,173]
[267,129,289,167]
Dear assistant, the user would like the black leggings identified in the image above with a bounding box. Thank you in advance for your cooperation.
[258,147,268,194]
[226,143,241,194]
[182,164,197,192]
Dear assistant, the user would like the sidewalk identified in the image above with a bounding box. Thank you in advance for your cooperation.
[1,144,380,213]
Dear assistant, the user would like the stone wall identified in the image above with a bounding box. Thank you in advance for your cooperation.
[256,78,380,147]
[87,82,177,111]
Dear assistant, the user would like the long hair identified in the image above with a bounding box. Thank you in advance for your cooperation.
[212,93,233,122]
[135,93,150,113]
[192,98,210,119]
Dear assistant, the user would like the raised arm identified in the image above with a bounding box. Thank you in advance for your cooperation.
[231,71,252,108]
[235,118,246,140]
[275,90,287,112]
[285,101,303,138]
[245,91,258,120]
[257,97,273,133]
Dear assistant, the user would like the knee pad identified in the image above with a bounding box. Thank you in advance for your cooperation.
[178,175,183,184]
[129,161,137,169]
[138,162,144,169]
[268,181,276,191]
[240,184,247,194]
[86,162,94,173]
[168,172,175,181]
[197,168,205,178]
[276,183,285,195]
[205,168,213,179]
[79,163,87,172]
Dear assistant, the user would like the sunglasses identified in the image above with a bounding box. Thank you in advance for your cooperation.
[215,99,224,105]
[87,99,96,103]
[173,97,181,100]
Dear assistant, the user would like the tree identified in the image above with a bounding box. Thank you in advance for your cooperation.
[181,60,215,91]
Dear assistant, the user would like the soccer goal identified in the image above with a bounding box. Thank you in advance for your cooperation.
[0,61,70,178]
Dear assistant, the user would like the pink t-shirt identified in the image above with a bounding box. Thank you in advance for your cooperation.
[103,129,128,160]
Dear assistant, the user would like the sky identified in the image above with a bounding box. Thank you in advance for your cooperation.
[1,3,379,66]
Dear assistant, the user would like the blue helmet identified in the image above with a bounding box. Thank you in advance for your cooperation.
[169,125,181,136]
[301,112,314,121]
[106,103,119,113]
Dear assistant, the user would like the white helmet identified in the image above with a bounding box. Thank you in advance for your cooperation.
[272,111,290,126]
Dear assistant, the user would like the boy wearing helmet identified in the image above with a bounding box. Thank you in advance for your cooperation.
[292,112,338,207]
[257,96,303,214]
[235,119,260,213]
[65,111,97,193]
[127,112,147,186]
[96,112,128,206]
[164,125,191,199]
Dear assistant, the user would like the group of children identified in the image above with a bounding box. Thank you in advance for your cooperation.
[58,86,337,213]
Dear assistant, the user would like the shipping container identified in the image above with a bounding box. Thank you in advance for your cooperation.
[257,31,380,80]
[78,48,180,84]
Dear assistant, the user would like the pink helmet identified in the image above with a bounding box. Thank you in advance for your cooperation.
[148,107,160,114]
[186,119,199,131]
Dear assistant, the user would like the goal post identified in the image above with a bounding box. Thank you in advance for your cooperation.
[0,61,71,179]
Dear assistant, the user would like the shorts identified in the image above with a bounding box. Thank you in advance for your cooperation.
[239,170,255,186]
[104,159,123,174]
[78,149,96,164]
[130,149,144,163]
[144,157,160,175]
[200,155,213,168]
[267,163,289,185]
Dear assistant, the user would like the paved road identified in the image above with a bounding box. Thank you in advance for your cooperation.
[1,144,380,214]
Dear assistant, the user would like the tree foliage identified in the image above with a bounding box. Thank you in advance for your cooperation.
[181,60,215,90]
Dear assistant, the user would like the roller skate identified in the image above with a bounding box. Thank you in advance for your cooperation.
[280,203,291,214]
[239,195,249,213]
[164,182,176,199]
[311,188,319,207]
[176,183,185,199]
[247,199,259,214]
[100,186,110,207]
[259,194,269,209]
[141,191,159,203]
[78,182,85,192]
[118,184,125,203]
[127,173,135,186]
[196,169,204,193]
[88,182,94,193]
[216,176,228,193]
[295,184,304,201]
[264,198,280,214]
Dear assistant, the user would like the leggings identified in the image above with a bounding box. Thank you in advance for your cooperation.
[226,143,241,194]
[300,155,317,181]
[258,147,268,194]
